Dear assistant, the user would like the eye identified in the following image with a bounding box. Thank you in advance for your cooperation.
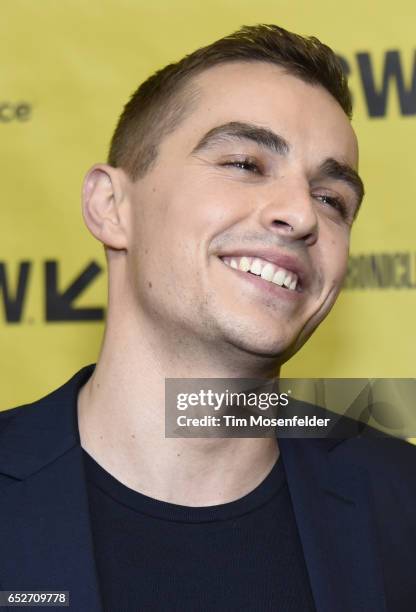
[313,193,348,218]
[220,158,261,174]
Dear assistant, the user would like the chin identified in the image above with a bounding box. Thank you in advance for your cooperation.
[226,328,297,360]
[206,309,304,362]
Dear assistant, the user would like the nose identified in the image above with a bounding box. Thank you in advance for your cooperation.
[258,180,319,246]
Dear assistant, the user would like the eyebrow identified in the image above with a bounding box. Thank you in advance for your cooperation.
[191,120,364,215]
[315,158,365,215]
[191,121,290,156]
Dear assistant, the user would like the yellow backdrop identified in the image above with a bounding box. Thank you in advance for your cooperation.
[1,0,415,409]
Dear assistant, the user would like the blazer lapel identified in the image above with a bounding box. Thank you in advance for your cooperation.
[279,435,387,612]
[0,366,102,612]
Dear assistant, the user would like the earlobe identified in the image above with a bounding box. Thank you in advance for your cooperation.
[82,164,128,250]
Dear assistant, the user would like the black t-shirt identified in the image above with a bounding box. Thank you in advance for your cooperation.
[82,449,316,612]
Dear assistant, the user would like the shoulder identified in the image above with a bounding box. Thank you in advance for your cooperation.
[0,364,96,433]
[0,365,96,482]
[331,434,416,496]
[333,433,416,467]
[0,400,33,434]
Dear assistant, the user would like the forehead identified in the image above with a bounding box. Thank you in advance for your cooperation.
[177,61,358,168]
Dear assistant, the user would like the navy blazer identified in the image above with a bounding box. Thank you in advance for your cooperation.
[0,365,415,611]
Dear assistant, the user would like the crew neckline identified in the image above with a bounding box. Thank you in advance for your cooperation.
[82,447,286,524]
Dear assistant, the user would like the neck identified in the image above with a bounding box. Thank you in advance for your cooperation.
[77,308,280,506]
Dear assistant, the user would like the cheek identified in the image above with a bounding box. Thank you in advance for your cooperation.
[321,228,350,284]
[177,182,241,229]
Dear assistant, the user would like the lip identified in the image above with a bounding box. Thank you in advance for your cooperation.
[216,248,309,290]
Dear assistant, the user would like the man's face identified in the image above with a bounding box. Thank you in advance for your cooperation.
[124,62,361,363]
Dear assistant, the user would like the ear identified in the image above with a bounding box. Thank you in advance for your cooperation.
[82,164,128,250]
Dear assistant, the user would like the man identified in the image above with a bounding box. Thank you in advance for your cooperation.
[1,24,415,612]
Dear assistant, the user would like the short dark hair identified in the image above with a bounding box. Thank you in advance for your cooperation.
[108,24,351,181]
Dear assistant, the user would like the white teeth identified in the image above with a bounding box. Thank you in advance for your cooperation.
[260,263,275,282]
[272,269,285,286]
[250,258,263,276]
[283,274,292,288]
[221,256,299,291]
[239,256,251,272]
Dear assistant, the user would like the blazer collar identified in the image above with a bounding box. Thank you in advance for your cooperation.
[0,365,94,480]
[0,365,386,612]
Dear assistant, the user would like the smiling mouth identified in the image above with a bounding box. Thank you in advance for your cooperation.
[219,256,302,292]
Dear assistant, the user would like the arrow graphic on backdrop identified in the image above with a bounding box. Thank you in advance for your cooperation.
[45,260,104,322]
